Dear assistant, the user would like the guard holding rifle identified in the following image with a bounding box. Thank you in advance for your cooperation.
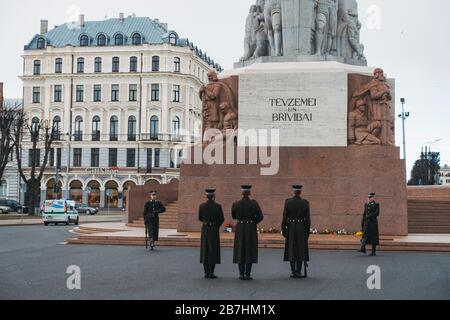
[144,190,166,251]
[281,185,311,278]
[232,185,264,281]
[358,193,380,256]
[198,188,225,279]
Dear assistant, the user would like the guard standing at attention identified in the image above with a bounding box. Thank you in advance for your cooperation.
[358,193,380,256]
[232,185,264,280]
[281,185,311,278]
[199,188,225,279]
[143,190,166,251]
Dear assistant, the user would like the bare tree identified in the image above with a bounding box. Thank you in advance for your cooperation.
[14,115,57,215]
[0,108,22,182]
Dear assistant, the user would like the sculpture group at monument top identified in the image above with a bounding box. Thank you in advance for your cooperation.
[238,0,367,67]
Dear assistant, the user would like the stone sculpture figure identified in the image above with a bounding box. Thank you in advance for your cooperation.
[264,0,283,57]
[351,68,394,146]
[313,0,338,56]
[348,98,381,145]
[241,5,259,61]
[241,3,269,61]
[337,0,366,62]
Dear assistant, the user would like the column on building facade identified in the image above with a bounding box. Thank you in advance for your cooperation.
[44,83,51,121]
[118,187,123,209]
[161,82,169,134]
[63,80,72,136]
[99,187,106,208]
[40,188,46,207]
[82,189,88,205]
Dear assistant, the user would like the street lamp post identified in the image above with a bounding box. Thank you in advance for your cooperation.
[398,98,410,161]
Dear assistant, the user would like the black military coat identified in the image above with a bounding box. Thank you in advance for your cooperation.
[199,200,225,264]
[282,196,311,262]
[362,201,380,246]
[144,200,166,241]
[231,197,264,264]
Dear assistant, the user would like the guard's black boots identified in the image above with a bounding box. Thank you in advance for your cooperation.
[209,265,218,279]
[370,245,377,256]
[238,264,245,280]
[244,264,253,280]
[290,262,297,278]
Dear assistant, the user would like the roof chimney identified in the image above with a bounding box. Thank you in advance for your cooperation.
[119,13,125,21]
[78,14,85,28]
[40,20,48,34]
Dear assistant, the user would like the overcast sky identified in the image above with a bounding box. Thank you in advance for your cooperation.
[1,0,449,175]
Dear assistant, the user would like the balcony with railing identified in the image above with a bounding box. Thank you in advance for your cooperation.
[65,133,200,144]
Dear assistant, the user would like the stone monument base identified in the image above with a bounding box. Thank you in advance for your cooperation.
[178,145,408,236]
[234,55,367,69]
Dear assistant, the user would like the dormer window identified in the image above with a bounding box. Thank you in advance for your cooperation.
[80,35,89,47]
[115,34,124,46]
[97,34,106,46]
[37,38,46,49]
[132,33,142,45]
[169,33,177,45]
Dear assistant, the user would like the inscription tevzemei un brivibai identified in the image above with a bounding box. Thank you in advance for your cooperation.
[270,98,315,122]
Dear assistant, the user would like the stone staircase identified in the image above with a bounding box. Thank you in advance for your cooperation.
[408,200,450,234]
[127,201,179,229]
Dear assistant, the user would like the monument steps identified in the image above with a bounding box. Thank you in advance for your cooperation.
[408,200,450,234]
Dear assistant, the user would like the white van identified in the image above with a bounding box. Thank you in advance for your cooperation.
[44,200,79,226]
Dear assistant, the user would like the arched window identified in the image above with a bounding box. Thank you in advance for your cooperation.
[33,60,41,75]
[92,116,101,141]
[80,35,89,47]
[37,38,46,49]
[55,58,63,73]
[31,117,40,133]
[52,116,61,140]
[112,57,120,72]
[152,56,160,72]
[130,56,138,72]
[110,116,119,141]
[0,180,7,198]
[169,33,177,45]
[132,33,142,45]
[174,57,180,73]
[150,116,159,140]
[97,34,106,46]
[128,116,137,141]
[77,57,85,73]
[114,34,124,46]
[172,116,180,137]
[94,57,102,73]
[74,116,83,141]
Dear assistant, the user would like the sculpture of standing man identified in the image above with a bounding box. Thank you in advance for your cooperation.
[264,0,283,57]
[314,0,338,56]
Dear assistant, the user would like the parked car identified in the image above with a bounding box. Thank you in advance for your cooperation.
[0,205,11,214]
[0,199,28,213]
[75,203,98,215]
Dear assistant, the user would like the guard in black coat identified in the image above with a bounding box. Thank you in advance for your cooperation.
[143,191,166,251]
[282,185,311,278]
[199,188,225,279]
[358,193,380,256]
[232,185,264,280]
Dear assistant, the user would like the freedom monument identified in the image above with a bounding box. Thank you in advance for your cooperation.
[178,0,408,236]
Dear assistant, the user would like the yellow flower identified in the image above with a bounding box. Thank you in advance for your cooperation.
[356,231,364,237]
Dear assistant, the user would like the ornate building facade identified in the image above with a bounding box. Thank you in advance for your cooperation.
[21,14,221,209]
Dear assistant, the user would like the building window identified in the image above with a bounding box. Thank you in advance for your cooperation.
[151,84,160,101]
[115,34,124,46]
[80,35,89,47]
[76,85,84,102]
[91,148,100,167]
[31,117,40,133]
[55,58,63,73]
[172,116,180,137]
[150,116,159,140]
[110,116,119,141]
[92,116,101,141]
[56,148,62,170]
[73,148,82,167]
[54,85,62,102]
[132,33,142,45]
[128,116,136,141]
[111,84,119,101]
[129,84,137,102]
[169,33,177,45]
[173,85,180,102]
[52,116,61,140]
[97,34,106,46]
[130,56,138,72]
[74,116,83,141]
[37,38,46,49]
[152,56,160,72]
[112,57,120,72]
[32,87,40,103]
[126,149,136,168]
[77,58,84,73]
[33,60,41,75]
[109,148,118,167]
[146,148,153,173]
[49,149,55,167]
[28,149,41,167]
[94,57,102,73]
[93,84,102,102]
[174,57,180,73]
[155,148,160,168]
[0,180,7,198]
